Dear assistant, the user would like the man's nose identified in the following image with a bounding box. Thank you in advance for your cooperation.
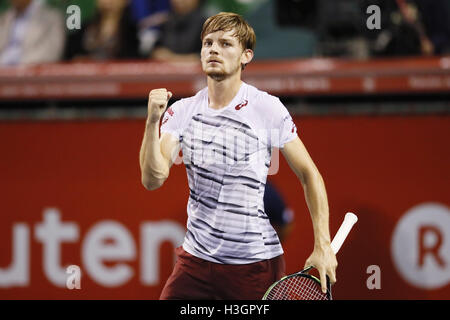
[209,42,219,54]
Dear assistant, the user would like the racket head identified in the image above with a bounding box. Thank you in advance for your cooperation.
[262,268,332,300]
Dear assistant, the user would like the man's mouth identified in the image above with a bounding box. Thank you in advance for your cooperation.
[208,59,222,64]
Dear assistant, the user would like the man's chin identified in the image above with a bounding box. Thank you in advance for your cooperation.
[205,70,227,81]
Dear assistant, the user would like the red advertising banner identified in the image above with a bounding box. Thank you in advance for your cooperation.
[0,56,449,100]
[0,115,448,299]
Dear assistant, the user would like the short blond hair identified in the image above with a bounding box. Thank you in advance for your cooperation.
[201,12,256,51]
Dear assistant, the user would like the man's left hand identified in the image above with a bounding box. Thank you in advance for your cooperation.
[303,244,338,293]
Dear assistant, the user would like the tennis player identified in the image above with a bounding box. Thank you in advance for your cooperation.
[139,12,337,299]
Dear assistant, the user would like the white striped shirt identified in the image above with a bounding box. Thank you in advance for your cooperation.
[161,82,298,264]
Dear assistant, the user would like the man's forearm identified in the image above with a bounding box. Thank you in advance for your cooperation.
[281,138,337,285]
[140,121,169,189]
[302,171,331,248]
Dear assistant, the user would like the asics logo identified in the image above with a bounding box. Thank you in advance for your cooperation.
[234,100,248,111]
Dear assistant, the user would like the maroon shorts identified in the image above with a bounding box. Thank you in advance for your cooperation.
[160,246,286,300]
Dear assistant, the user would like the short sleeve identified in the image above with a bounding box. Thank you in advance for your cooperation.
[269,97,298,148]
[160,99,183,140]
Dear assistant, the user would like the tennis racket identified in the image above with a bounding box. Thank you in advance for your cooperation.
[262,212,358,300]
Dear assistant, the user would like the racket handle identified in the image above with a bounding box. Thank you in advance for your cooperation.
[330,212,358,254]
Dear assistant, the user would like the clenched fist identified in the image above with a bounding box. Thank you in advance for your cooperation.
[147,88,173,124]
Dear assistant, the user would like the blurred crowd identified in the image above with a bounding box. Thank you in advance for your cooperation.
[0,0,449,66]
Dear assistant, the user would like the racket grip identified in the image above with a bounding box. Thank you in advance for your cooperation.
[330,212,358,254]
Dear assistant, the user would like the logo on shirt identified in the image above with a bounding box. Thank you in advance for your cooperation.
[161,107,174,125]
[234,100,248,111]
[287,117,297,133]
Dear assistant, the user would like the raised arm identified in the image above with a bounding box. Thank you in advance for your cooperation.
[140,89,180,190]
[281,136,337,292]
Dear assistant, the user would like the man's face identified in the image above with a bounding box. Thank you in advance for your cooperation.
[200,30,253,81]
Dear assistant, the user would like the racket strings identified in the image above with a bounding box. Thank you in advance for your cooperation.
[266,276,329,300]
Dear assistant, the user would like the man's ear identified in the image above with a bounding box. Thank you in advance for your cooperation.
[241,49,254,70]
[241,49,254,66]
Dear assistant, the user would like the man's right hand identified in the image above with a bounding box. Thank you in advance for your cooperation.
[147,88,173,124]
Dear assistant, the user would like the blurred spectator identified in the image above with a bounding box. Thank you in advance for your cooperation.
[368,0,422,57]
[395,0,433,55]
[264,180,294,243]
[315,0,370,59]
[150,0,206,62]
[130,0,170,56]
[414,0,450,55]
[0,0,65,66]
[64,0,139,61]
[367,0,446,57]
